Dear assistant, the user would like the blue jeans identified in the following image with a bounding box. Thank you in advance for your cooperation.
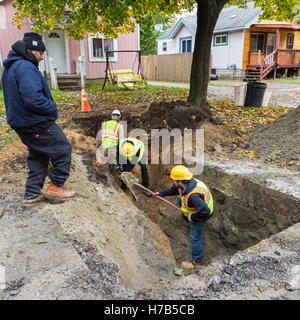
[190,219,207,261]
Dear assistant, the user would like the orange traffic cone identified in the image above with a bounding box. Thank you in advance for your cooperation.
[81,86,91,112]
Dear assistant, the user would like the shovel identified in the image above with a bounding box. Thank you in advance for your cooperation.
[127,185,137,202]
[120,172,185,215]
[115,169,138,201]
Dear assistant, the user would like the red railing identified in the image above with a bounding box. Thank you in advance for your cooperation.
[247,49,300,80]
[277,49,300,67]
[260,50,277,79]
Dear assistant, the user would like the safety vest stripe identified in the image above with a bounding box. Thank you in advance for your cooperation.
[102,135,119,141]
[180,182,213,216]
[185,188,210,210]
[113,123,121,136]
[103,122,121,140]
[186,187,211,207]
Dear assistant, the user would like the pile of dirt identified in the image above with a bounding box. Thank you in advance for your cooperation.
[199,122,244,152]
[139,100,213,131]
[249,106,300,171]
[0,140,27,175]
[136,100,245,153]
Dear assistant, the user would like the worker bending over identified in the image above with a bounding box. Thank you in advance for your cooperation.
[154,165,214,265]
[119,138,151,197]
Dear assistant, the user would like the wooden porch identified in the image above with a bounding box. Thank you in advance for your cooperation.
[247,49,300,80]
[245,24,300,81]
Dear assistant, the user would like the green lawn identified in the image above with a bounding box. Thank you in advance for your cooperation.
[0,90,18,148]
[0,90,4,108]
[263,78,300,85]
[0,88,76,149]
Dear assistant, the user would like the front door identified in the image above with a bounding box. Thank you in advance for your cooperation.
[44,30,67,74]
[266,33,276,56]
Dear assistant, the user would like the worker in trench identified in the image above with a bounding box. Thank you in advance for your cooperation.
[119,138,152,197]
[96,109,124,167]
[153,165,214,265]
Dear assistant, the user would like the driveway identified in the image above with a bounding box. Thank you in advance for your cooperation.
[147,81,300,108]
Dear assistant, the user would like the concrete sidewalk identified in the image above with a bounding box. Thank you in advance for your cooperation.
[148,80,300,90]
[147,80,300,108]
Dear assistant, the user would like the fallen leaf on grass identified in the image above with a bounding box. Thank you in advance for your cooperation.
[7,252,16,257]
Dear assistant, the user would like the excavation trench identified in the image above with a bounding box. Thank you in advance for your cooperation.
[67,108,300,289]
[118,163,300,267]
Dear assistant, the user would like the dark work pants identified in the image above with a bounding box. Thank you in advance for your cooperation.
[15,122,72,200]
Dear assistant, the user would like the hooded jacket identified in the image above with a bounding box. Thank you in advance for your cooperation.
[1,40,58,129]
[159,178,212,222]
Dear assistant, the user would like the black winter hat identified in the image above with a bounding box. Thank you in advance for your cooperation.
[23,32,46,52]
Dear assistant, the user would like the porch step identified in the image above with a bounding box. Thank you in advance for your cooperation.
[58,86,81,91]
[47,74,81,91]
[245,68,262,81]
[248,71,261,74]
[59,81,81,88]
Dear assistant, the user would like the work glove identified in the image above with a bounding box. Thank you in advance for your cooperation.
[113,165,121,172]
[153,192,160,198]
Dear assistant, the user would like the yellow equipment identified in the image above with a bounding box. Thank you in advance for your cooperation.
[110,69,142,90]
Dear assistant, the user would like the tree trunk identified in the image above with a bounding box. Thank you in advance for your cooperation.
[188,0,228,107]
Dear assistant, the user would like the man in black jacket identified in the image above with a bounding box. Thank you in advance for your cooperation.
[154,165,214,265]
[1,32,75,205]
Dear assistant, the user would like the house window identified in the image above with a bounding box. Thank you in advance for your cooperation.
[250,33,265,53]
[162,42,167,52]
[214,33,228,46]
[287,34,294,49]
[49,32,60,38]
[180,38,192,53]
[88,36,117,62]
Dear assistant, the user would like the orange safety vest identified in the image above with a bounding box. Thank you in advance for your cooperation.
[179,179,214,217]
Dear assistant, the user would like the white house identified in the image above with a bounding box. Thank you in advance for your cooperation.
[157,3,262,79]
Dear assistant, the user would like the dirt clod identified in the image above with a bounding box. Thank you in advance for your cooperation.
[140,100,213,131]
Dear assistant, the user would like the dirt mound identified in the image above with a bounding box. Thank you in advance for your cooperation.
[139,100,213,131]
[249,106,300,171]
[200,122,244,152]
[137,100,245,153]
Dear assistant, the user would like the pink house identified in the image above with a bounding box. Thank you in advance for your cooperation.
[0,0,140,79]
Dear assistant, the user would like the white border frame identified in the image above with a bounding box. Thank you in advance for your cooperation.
[88,35,118,62]
[64,30,70,74]
[214,33,228,46]
[42,30,70,74]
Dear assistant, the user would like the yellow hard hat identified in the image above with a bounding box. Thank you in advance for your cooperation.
[170,165,193,180]
[122,142,135,157]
